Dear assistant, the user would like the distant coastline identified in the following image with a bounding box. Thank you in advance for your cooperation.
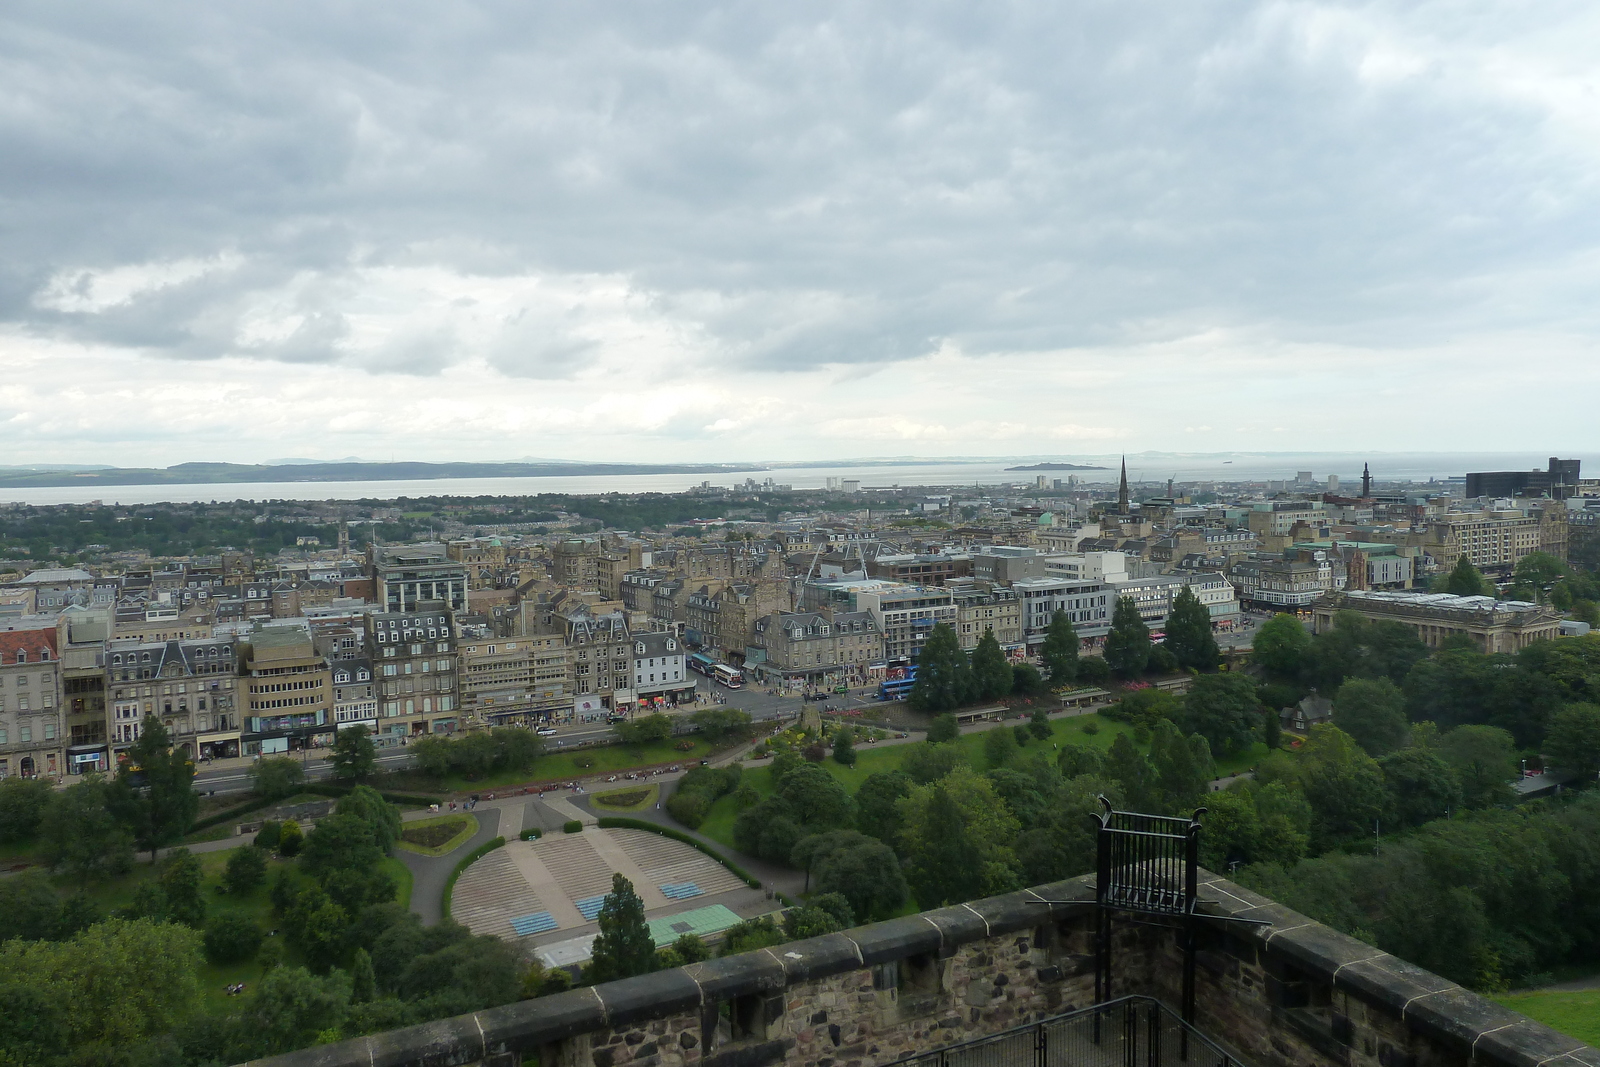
[0,460,768,490]
[1003,462,1108,472]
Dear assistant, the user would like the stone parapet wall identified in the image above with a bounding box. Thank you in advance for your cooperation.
[239,871,1600,1067]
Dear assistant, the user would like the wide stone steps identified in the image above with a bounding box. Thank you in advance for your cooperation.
[450,848,548,938]
[611,828,746,896]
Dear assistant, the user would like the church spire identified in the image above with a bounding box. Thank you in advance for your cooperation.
[1361,462,1372,499]
[1117,456,1130,514]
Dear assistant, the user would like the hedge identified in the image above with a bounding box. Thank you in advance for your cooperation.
[441,836,505,921]
[596,817,762,890]
[519,827,543,841]
[562,820,583,834]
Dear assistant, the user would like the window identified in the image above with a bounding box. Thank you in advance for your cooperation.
[19,726,30,743]
[44,723,55,740]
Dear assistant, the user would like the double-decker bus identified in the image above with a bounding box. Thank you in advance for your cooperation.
[877,667,917,701]
[710,664,743,689]
[687,652,716,676]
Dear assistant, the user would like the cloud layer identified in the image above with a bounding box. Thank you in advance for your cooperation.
[3,1,1599,463]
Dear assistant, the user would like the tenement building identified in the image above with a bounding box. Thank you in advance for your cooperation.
[105,635,239,761]
[0,626,62,779]
[244,868,1600,1067]
[1312,590,1563,654]
[367,608,461,741]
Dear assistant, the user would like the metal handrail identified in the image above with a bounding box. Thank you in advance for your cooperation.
[894,996,1246,1067]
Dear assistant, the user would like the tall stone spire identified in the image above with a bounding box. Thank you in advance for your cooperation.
[1118,456,1130,514]
[1361,463,1372,499]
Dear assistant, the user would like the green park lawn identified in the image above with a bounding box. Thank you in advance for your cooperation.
[46,842,412,1014]
[696,712,1268,853]
[397,814,479,856]
[1495,990,1600,1048]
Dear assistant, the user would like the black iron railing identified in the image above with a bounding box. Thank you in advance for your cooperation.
[896,997,1244,1067]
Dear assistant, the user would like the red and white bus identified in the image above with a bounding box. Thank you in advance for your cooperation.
[710,664,743,688]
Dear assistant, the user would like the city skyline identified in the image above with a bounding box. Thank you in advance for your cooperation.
[3,3,1599,464]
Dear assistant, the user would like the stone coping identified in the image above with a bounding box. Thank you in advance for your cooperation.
[238,870,1598,1067]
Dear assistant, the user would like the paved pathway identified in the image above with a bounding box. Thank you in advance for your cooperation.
[399,805,501,925]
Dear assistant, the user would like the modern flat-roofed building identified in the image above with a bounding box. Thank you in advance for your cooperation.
[1312,590,1562,654]
[371,544,468,612]
[238,626,331,756]
[1466,457,1582,500]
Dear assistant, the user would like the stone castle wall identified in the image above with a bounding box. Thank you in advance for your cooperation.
[242,871,1600,1067]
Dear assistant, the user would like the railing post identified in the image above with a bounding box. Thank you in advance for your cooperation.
[1035,1019,1047,1067]
[1147,1001,1161,1067]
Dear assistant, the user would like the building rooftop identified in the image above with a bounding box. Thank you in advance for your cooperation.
[1340,590,1541,613]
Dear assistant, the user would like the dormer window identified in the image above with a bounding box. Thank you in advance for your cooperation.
[636,642,646,655]
[14,651,24,663]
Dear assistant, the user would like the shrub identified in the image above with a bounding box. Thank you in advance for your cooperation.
[519,827,542,841]
[665,765,742,829]
[203,914,265,964]
[563,820,584,834]
[1080,719,1100,735]
[277,820,303,857]
[674,739,696,751]
[572,754,597,770]
[254,820,282,850]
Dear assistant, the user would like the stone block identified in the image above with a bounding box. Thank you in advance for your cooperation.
[921,907,988,958]
[600,971,705,1031]
[1474,1021,1587,1067]
[1403,987,1528,1051]
[687,952,788,1001]
[771,933,863,984]
[846,916,942,967]
[477,987,610,1053]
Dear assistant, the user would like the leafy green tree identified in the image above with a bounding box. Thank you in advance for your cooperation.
[350,947,377,1004]
[1545,703,1600,781]
[1179,673,1262,756]
[783,903,842,940]
[1165,586,1220,671]
[690,707,752,744]
[970,628,1013,700]
[1253,614,1311,680]
[831,727,857,767]
[854,770,913,844]
[926,713,960,743]
[1304,613,1428,692]
[617,713,674,745]
[1104,733,1157,811]
[108,715,199,861]
[983,723,1019,768]
[203,914,265,964]
[1012,662,1047,696]
[300,813,387,880]
[160,848,207,927]
[1107,688,1182,729]
[1293,725,1390,849]
[409,735,455,778]
[1057,743,1104,778]
[42,775,134,885]
[0,775,53,843]
[250,756,307,801]
[330,725,378,782]
[587,874,656,983]
[1443,556,1493,597]
[898,766,1021,905]
[1251,781,1312,866]
[1103,598,1152,679]
[718,915,787,956]
[0,917,202,1054]
[1014,774,1123,884]
[239,965,352,1058]
[1437,725,1520,808]
[277,819,304,857]
[1040,609,1080,685]
[1028,707,1053,740]
[1076,656,1112,686]
[1518,634,1600,707]
[1380,748,1461,827]
[901,741,963,784]
[811,838,907,921]
[1198,789,1260,872]
[778,762,854,830]
[0,870,94,944]
[1405,649,1561,747]
[489,726,545,770]
[1333,678,1409,757]
[1148,721,1214,815]
[910,623,972,711]
[1512,552,1568,603]
[335,785,403,853]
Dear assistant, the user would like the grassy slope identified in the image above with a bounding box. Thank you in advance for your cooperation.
[1495,991,1600,1048]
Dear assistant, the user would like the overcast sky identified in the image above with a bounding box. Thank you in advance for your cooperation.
[2,1,1598,467]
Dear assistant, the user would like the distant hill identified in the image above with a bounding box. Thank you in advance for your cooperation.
[0,460,768,489]
[1004,462,1108,471]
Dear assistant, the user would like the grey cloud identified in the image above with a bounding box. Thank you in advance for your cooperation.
[2,0,1598,378]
